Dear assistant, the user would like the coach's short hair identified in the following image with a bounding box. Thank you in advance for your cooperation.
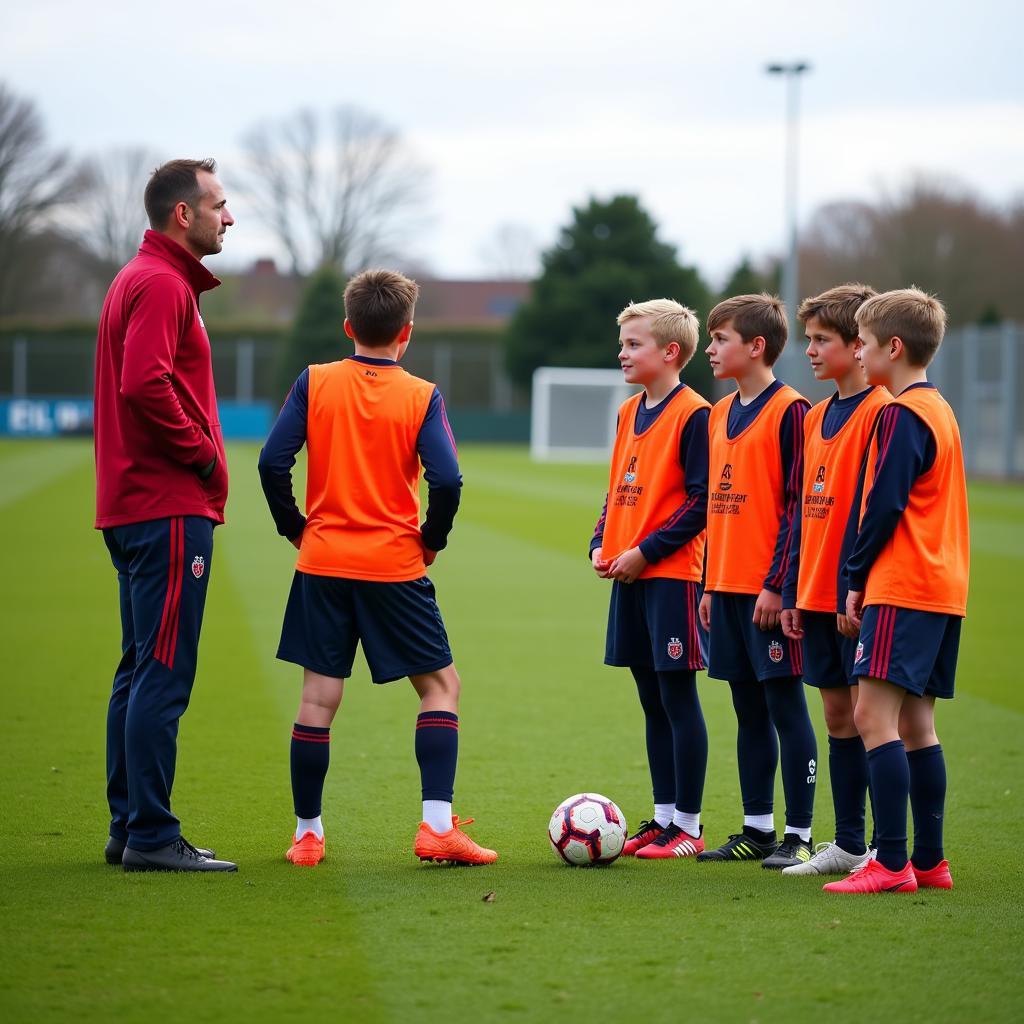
[344,269,419,347]
[707,293,788,366]
[856,287,947,367]
[617,298,700,367]
[144,158,218,230]
[798,283,877,343]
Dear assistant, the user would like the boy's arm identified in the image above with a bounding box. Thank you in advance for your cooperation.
[764,400,809,606]
[417,389,462,553]
[257,369,309,541]
[637,406,710,563]
[843,404,935,595]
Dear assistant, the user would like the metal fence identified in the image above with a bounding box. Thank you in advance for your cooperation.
[1,325,1022,476]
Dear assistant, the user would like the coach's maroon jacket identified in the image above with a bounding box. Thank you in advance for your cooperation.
[94,230,228,529]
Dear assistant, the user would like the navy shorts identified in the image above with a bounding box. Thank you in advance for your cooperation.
[852,604,961,699]
[706,592,803,682]
[605,578,705,672]
[802,610,858,688]
[277,571,453,684]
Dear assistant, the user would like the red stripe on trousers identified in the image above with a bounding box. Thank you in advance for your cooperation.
[164,518,185,669]
[870,606,893,679]
[868,606,885,677]
[789,637,802,674]
[155,517,181,666]
[688,585,702,671]
[878,606,897,680]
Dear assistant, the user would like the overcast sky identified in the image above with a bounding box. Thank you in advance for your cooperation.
[5,0,1022,284]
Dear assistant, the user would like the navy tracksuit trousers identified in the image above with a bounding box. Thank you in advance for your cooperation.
[103,516,214,851]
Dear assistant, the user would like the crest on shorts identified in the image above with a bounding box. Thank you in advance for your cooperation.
[624,455,638,484]
[191,555,205,579]
[667,636,683,661]
[813,464,826,493]
[768,640,784,664]
[856,640,865,662]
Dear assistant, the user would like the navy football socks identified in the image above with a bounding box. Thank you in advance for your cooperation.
[828,734,869,855]
[867,739,910,871]
[728,679,778,817]
[290,723,331,818]
[908,743,946,871]
[657,670,708,814]
[763,676,817,831]
[415,711,459,802]
[632,667,675,806]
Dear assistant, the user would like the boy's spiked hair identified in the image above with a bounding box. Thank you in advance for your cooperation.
[343,269,419,347]
[707,293,788,366]
[617,298,700,367]
[855,287,947,367]
[797,283,877,343]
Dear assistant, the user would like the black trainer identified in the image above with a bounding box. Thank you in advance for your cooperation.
[122,837,237,872]
[762,833,813,870]
[105,835,215,865]
[695,829,778,862]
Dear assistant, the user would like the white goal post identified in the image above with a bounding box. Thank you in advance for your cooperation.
[530,367,639,462]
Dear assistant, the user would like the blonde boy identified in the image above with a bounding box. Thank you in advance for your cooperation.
[590,299,711,859]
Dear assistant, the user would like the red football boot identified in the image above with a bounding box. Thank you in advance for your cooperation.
[635,823,704,859]
[823,858,918,894]
[623,819,665,857]
[913,859,953,889]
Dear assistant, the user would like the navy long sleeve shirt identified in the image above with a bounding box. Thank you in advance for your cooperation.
[841,383,937,596]
[589,384,710,562]
[258,356,462,551]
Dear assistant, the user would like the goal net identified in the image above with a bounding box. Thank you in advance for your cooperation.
[530,367,638,461]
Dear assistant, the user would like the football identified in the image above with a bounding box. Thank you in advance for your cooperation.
[548,793,627,866]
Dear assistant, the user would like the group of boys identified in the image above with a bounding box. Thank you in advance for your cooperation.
[593,286,968,894]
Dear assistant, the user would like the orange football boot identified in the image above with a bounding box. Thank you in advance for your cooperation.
[822,858,917,894]
[414,816,498,865]
[913,859,953,889]
[287,831,325,866]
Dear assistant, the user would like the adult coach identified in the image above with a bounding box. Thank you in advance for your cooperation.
[94,158,237,872]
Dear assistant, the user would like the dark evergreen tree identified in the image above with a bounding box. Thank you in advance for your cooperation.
[277,263,347,398]
[505,195,713,394]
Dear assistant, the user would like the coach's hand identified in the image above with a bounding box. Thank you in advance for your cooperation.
[698,592,712,631]
[845,590,864,630]
[423,547,437,566]
[836,613,858,639]
[753,588,782,631]
[289,532,303,550]
[591,547,612,578]
[607,546,647,584]
[781,607,803,640]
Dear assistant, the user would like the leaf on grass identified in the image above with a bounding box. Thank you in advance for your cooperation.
[482,890,496,902]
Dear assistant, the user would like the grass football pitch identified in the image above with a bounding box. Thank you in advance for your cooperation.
[1,440,1021,1022]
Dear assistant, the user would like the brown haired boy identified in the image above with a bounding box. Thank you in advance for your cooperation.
[695,294,819,868]
[779,284,891,877]
[258,268,497,868]
[825,288,967,894]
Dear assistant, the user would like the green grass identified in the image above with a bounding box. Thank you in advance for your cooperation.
[1,440,1021,1022]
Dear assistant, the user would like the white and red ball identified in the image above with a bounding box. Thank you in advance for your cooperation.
[548,793,627,866]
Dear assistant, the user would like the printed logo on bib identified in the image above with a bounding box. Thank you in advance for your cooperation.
[813,464,826,494]
[718,463,733,492]
[615,455,643,508]
[667,637,683,661]
[192,555,205,579]
[710,463,748,517]
[768,640,784,664]
[624,455,638,484]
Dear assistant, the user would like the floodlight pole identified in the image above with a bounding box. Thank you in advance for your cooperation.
[766,61,810,380]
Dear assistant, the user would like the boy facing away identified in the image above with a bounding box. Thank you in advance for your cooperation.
[590,299,711,859]
[824,288,967,895]
[696,293,818,869]
[258,269,497,868]
[779,284,891,877]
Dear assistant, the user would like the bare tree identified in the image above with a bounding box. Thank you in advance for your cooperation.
[239,106,430,276]
[0,82,85,312]
[479,222,541,280]
[72,146,162,274]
